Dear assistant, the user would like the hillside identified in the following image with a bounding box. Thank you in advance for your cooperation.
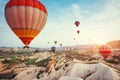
[107,40,120,48]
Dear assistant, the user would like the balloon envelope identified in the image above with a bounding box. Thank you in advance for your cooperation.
[5,0,48,45]
[54,41,57,44]
[77,30,80,34]
[60,43,62,47]
[75,21,80,27]
[48,42,50,44]
[99,45,111,58]
[51,46,56,53]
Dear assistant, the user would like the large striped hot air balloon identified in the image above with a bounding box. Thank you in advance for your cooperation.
[5,0,48,46]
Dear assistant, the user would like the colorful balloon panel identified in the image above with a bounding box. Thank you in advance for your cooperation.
[5,0,48,45]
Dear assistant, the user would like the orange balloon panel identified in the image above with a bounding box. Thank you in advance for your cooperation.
[13,29,39,45]
[13,29,39,38]
[5,0,48,45]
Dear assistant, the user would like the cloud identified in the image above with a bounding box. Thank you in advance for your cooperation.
[72,4,80,19]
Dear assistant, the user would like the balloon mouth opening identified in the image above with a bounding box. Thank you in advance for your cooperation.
[19,37,33,46]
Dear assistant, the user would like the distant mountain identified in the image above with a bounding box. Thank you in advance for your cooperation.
[107,40,120,48]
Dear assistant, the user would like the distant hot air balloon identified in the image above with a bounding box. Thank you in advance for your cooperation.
[77,30,80,34]
[73,37,76,40]
[60,43,62,47]
[51,46,56,53]
[99,45,111,59]
[12,47,18,54]
[75,21,80,27]
[54,41,57,45]
[48,41,50,44]
[5,0,48,46]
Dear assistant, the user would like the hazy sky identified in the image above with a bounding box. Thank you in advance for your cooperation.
[0,0,120,47]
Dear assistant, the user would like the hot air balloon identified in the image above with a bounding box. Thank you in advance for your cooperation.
[54,41,57,45]
[75,21,80,27]
[12,47,18,54]
[48,41,50,44]
[73,37,76,40]
[60,43,62,47]
[77,30,80,34]
[5,0,48,46]
[51,46,56,53]
[99,45,111,59]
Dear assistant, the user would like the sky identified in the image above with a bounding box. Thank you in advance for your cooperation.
[0,0,120,48]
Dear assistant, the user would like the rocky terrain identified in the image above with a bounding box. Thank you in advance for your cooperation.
[0,48,120,80]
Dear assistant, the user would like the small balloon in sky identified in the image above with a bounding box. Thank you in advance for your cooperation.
[54,41,57,45]
[75,21,80,27]
[77,30,80,34]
